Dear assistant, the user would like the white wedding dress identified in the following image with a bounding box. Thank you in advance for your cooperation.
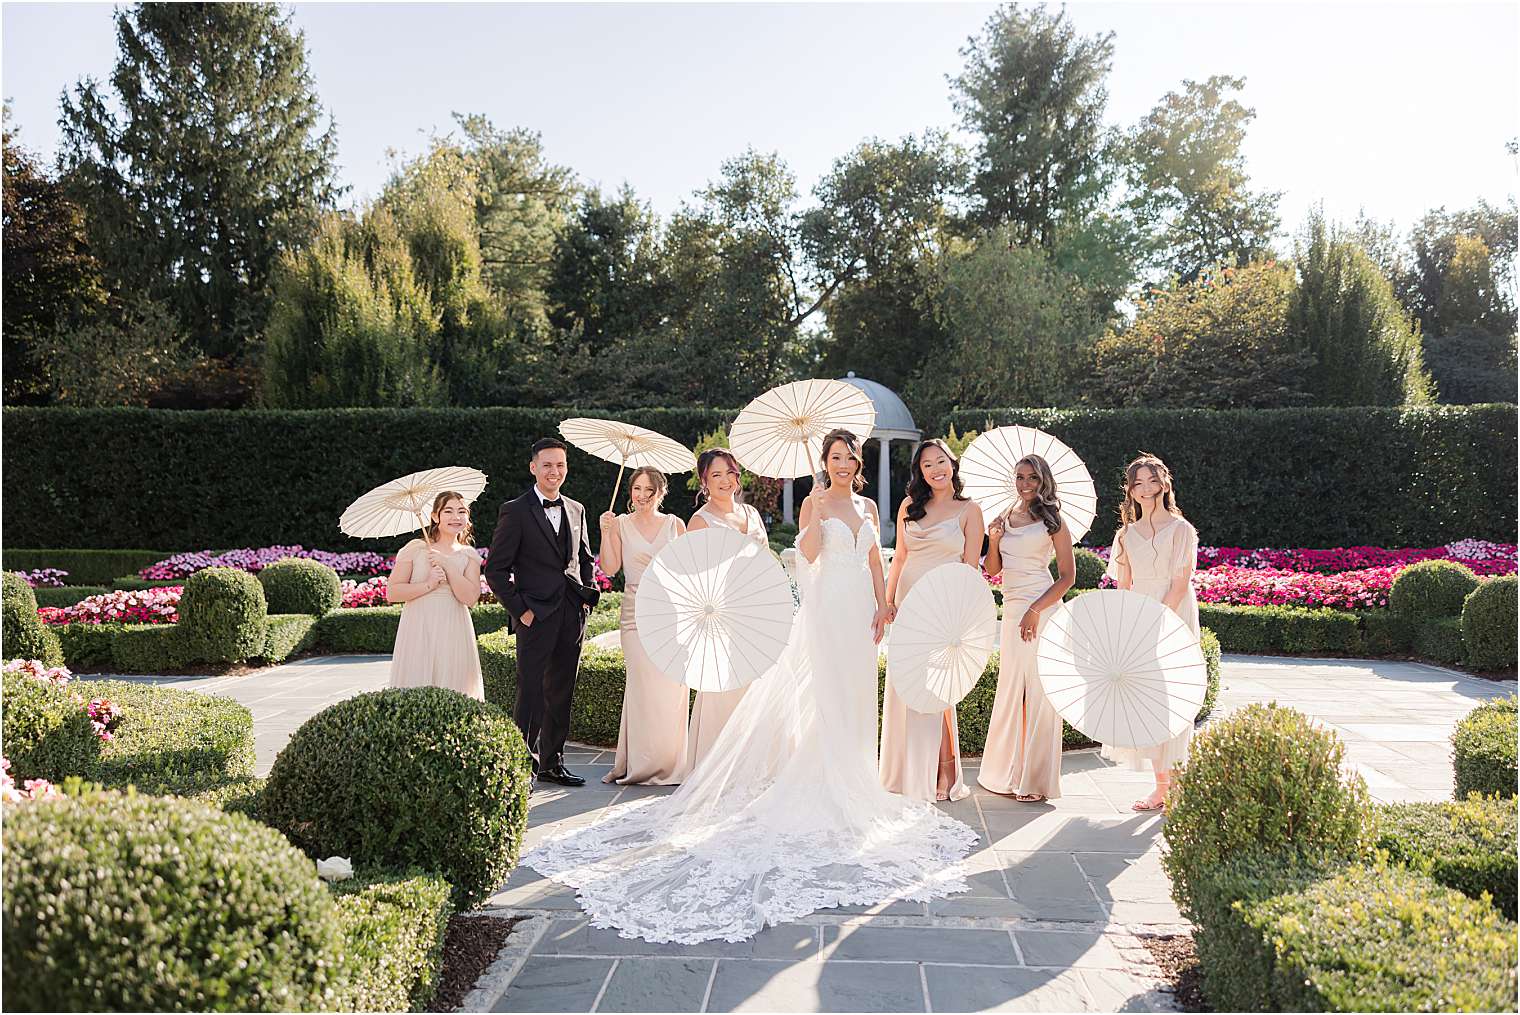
[521,511,979,943]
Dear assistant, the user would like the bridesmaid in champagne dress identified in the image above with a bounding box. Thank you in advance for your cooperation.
[978,456,1076,801]
[681,448,769,776]
[387,491,485,700]
[880,439,984,802]
[598,467,690,785]
[1100,454,1201,811]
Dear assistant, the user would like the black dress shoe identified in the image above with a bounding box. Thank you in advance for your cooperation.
[537,765,585,787]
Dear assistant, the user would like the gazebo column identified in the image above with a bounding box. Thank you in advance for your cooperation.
[782,479,794,526]
[877,437,892,545]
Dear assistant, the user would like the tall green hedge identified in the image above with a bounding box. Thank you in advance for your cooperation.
[2,406,735,550]
[941,404,1515,547]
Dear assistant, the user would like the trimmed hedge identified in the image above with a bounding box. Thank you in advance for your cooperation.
[262,614,319,664]
[0,668,100,781]
[1389,558,1480,618]
[1049,546,1107,589]
[113,576,188,590]
[1197,603,1363,655]
[32,584,110,607]
[478,622,1224,755]
[258,558,342,616]
[942,404,1516,547]
[3,790,350,1011]
[260,687,533,907]
[110,624,191,673]
[1464,575,1517,671]
[1377,796,1518,919]
[178,566,268,663]
[1411,616,1466,664]
[312,603,514,653]
[1163,702,1375,915]
[1452,696,1518,799]
[2,571,64,665]
[2,406,737,550]
[0,547,172,585]
[331,869,454,1012]
[1190,856,1518,1012]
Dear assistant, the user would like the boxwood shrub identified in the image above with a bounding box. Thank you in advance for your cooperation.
[1376,796,1518,918]
[1163,702,1375,915]
[1389,559,1480,618]
[110,624,191,673]
[0,668,100,781]
[331,868,454,1012]
[73,679,256,795]
[2,571,64,665]
[54,621,124,670]
[1464,575,1517,671]
[32,585,111,608]
[258,558,342,616]
[313,603,513,653]
[2,791,350,1012]
[1048,546,1107,589]
[177,567,268,663]
[261,614,319,664]
[259,687,533,906]
[1412,616,1466,665]
[1190,855,1517,1013]
[1452,695,1518,799]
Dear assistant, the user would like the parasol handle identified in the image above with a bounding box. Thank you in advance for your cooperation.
[609,461,628,513]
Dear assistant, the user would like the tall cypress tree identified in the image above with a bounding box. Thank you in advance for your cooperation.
[59,3,341,357]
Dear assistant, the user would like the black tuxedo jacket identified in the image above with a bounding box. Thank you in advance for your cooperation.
[483,488,600,624]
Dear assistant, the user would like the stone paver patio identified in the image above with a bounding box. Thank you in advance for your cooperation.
[132,653,1515,1012]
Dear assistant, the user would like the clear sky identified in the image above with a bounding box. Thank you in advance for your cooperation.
[3,1,1516,245]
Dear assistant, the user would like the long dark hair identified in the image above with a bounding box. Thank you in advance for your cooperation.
[695,448,744,506]
[904,439,968,523]
[424,490,475,546]
[818,429,867,493]
[1001,454,1064,536]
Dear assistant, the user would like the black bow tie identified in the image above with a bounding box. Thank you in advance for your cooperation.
[542,499,564,510]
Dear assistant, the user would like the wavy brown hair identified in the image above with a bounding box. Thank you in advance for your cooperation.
[904,439,968,523]
[626,466,668,511]
[424,491,475,546]
[1114,453,1182,570]
[696,448,744,505]
[819,428,867,493]
[1001,454,1064,535]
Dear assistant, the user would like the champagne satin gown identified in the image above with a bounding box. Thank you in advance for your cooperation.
[388,539,485,700]
[1100,517,1201,771]
[878,509,971,802]
[681,502,768,777]
[605,514,690,785]
[977,522,1063,800]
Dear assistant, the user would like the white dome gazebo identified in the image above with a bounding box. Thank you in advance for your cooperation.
[780,372,922,545]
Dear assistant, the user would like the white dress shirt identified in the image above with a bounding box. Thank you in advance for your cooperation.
[535,486,563,534]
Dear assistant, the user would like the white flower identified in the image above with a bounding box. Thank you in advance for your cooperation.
[315,856,354,882]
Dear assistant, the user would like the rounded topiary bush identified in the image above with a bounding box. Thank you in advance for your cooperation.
[1389,559,1480,619]
[1463,576,1517,672]
[258,558,342,616]
[3,791,348,1011]
[1162,702,1376,915]
[0,668,99,781]
[177,567,268,663]
[1050,547,1108,589]
[1452,695,1518,799]
[2,571,64,666]
[260,687,533,906]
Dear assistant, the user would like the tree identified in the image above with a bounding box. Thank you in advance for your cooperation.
[2,115,107,403]
[1092,260,1314,408]
[1124,76,1281,281]
[59,2,341,357]
[807,133,967,388]
[950,4,1115,244]
[1424,234,1518,403]
[33,296,192,407]
[908,228,1103,416]
[1287,210,1431,406]
[1403,199,1518,339]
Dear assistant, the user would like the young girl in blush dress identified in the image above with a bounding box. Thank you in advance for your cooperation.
[1100,454,1200,811]
[387,490,485,700]
[598,467,689,785]
[977,455,1076,802]
[879,439,984,802]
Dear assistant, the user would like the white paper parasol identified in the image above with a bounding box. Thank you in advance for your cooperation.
[339,466,488,539]
[558,417,698,510]
[887,562,1000,713]
[728,379,876,479]
[959,426,1098,542]
[1035,589,1207,749]
[634,526,796,692]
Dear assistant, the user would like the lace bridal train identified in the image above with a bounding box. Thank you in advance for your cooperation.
[521,514,979,943]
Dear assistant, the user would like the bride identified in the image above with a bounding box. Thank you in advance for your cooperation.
[522,429,978,943]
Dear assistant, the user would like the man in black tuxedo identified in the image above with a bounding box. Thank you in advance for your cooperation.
[484,438,601,786]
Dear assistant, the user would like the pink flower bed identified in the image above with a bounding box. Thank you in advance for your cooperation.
[1,758,60,804]
[2,660,121,743]
[1090,539,1517,576]
[1190,564,1403,611]
[37,587,182,626]
[2,658,72,686]
[17,568,68,588]
[140,545,396,580]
